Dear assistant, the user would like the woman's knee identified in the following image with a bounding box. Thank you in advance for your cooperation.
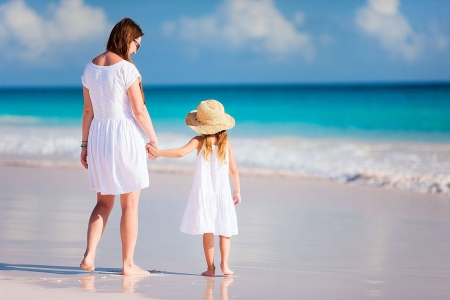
[97,194,115,210]
[120,190,140,210]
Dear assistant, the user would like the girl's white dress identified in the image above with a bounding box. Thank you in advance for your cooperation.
[81,60,149,195]
[180,145,238,237]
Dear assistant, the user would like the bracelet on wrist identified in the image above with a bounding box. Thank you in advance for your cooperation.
[81,145,87,148]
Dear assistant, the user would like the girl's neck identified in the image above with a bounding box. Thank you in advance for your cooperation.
[208,135,218,146]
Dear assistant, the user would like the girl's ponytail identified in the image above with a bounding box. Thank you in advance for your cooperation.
[202,134,213,162]
[201,130,228,164]
[217,130,228,164]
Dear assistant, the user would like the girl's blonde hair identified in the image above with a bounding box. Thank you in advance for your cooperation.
[201,130,228,164]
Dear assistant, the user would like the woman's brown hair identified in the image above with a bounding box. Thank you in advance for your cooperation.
[201,131,228,164]
[106,18,145,103]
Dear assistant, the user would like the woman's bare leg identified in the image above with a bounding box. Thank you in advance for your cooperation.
[202,233,216,276]
[120,189,149,276]
[219,236,233,276]
[80,193,115,271]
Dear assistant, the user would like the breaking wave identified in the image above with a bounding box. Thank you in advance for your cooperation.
[0,125,449,195]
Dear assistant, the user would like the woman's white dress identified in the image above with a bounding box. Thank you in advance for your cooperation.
[81,60,149,195]
[180,146,238,237]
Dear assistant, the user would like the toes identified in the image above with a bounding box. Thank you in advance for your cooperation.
[80,263,95,272]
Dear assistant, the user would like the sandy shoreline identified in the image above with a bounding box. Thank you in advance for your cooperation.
[1,166,450,299]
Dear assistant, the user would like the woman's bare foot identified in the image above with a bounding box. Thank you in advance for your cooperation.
[122,264,150,276]
[201,265,216,277]
[80,262,95,272]
[80,254,95,272]
[220,263,234,276]
[80,255,95,272]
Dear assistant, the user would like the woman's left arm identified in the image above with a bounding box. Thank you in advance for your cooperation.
[81,86,94,169]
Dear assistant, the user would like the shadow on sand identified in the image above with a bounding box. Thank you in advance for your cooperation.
[0,262,119,275]
[0,262,220,277]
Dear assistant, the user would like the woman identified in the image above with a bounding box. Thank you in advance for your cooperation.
[79,18,158,276]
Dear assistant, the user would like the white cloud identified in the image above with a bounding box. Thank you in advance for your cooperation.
[162,0,313,60]
[356,0,423,60]
[293,12,305,26]
[435,36,449,50]
[429,22,449,51]
[0,0,109,62]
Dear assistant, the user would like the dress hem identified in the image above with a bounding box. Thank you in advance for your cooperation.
[89,183,149,195]
[180,228,238,238]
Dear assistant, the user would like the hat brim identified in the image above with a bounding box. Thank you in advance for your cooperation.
[185,110,235,135]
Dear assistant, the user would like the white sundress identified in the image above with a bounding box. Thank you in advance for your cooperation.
[81,60,149,195]
[180,145,238,237]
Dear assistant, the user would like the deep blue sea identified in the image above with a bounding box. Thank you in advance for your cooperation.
[1,84,450,194]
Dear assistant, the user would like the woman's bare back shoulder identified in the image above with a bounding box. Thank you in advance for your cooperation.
[91,52,124,67]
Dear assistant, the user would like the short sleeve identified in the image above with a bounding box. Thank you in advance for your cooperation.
[81,64,89,89]
[124,63,141,90]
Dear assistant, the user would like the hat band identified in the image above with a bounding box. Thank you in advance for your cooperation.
[195,116,228,126]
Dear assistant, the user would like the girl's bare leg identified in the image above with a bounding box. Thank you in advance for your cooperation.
[219,236,233,276]
[120,189,149,276]
[80,193,115,271]
[202,233,216,276]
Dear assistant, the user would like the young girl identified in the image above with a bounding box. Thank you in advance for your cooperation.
[147,99,241,276]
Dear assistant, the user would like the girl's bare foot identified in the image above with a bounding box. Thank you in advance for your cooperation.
[201,265,216,277]
[122,264,150,276]
[220,263,234,276]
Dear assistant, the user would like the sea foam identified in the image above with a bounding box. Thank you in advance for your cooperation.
[0,126,449,196]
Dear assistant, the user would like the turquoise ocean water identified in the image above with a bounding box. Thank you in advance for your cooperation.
[1,84,450,194]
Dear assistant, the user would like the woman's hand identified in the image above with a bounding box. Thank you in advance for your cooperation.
[81,148,88,169]
[233,191,241,206]
[146,141,158,160]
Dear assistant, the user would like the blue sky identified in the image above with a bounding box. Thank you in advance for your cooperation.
[0,0,449,86]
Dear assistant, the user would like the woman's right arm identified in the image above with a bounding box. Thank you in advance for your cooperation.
[81,86,94,169]
[127,79,159,157]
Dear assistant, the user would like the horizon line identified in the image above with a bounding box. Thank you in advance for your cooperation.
[0,80,449,90]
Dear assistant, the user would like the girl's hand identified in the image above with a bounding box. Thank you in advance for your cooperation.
[232,191,241,206]
[80,148,88,169]
[146,142,158,160]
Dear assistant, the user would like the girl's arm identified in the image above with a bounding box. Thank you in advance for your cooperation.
[228,140,241,205]
[81,87,94,169]
[128,79,158,158]
[147,136,202,158]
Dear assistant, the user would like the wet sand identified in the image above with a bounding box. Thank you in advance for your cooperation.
[0,166,449,299]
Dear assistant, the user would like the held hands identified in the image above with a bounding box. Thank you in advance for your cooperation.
[233,191,241,206]
[146,141,159,160]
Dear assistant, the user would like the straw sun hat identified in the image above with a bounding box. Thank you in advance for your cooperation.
[185,99,235,135]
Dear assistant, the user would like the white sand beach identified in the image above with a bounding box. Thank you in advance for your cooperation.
[1,166,450,299]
